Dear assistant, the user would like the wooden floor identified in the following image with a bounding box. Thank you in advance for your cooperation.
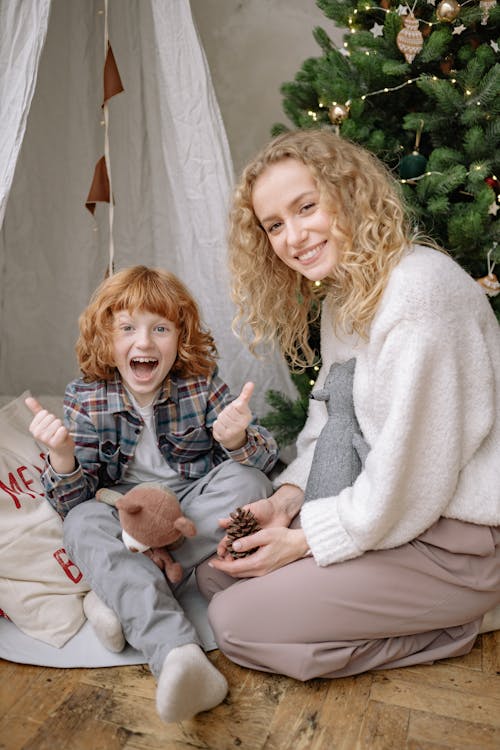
[0,631,499,750]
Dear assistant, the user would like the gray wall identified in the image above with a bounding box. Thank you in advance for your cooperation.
[190,0,342,176]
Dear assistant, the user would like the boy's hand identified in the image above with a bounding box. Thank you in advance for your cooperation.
[25,396,76,474]
[212,381,254,450]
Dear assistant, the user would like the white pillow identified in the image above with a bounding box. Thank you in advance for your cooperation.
[0,392,90,647]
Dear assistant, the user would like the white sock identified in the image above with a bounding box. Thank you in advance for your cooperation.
[156,643,228,723]
[83,590,126,653]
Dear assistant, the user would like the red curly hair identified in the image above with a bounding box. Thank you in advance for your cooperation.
[76,266,218,381]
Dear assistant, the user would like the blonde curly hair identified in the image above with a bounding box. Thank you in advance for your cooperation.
[76,265,217,381]
[228,129,419,369]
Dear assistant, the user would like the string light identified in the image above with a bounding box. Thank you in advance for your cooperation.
[313,69,488,120]
[309,2,498,190]
[360,77,419,99]
[314,73,466,116]
[346,0,477,34]
[400,171,443,183]
[400,163,495,185]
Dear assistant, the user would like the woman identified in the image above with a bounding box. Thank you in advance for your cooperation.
[196,129,500,681]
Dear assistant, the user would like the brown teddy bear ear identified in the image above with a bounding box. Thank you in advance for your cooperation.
[115,499,142,515]
[174,517,197,538]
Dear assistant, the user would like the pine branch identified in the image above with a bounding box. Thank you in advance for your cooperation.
[260,389,309,448]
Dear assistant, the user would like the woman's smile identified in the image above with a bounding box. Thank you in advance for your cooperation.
[252,159,345,281]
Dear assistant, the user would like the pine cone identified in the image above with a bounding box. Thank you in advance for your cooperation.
[226,507,261,558]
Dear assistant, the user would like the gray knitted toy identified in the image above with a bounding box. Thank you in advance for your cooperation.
[304,358,369,502]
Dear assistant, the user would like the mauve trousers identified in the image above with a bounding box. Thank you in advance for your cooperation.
[196,517,500,681]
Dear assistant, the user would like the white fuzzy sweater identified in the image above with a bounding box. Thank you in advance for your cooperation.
[276,245,500,566]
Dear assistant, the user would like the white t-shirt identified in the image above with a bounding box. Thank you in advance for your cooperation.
[124,391,179,485]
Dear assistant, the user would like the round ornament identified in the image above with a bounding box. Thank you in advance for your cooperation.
[436,0,461,23]
[476,273,500,296]
[328,103,350,125]
[485,176,500,192]
[396,13,424,64]
[399,151,428,180]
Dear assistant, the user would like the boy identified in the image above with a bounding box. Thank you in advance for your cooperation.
[26,265,277,723]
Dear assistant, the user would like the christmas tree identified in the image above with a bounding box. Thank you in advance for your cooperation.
[262,0,500,445]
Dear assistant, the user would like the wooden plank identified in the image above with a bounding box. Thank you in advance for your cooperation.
[20,682,131,750]
[0,660,43,719]
[309,674,374,750]
[262,678,329,750]
[355,699,409,749]
[0,714,44,750]
[81,663,154,699]
[409,707,500,750]
[480,632,500,675]
[370,670,500,728]
[0,664,85,750]
[189,666,287,750]
[375,662,500,697]
[406,741,453,749]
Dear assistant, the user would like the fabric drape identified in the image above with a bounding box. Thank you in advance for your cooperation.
[0,0,295,416]
[0,0,52,227]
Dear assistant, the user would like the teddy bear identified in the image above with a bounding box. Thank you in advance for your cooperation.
[304,358,369,502]
[82,482,197,652]
[96,482,197,584]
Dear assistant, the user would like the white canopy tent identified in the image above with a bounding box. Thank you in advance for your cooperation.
[0,0,295,415]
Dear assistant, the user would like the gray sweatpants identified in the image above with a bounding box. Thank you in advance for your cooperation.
[196,517,500,681]
[63,461,272,678]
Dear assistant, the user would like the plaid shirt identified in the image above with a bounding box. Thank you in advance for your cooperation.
[42,369,278,517]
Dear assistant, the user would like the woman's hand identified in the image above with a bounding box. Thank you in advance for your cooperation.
[212,382,254,450]
[209,526,309,578]
[25,396,76,474]
[212,484,307,577]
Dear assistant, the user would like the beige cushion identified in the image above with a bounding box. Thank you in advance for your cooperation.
[0,393,89,647]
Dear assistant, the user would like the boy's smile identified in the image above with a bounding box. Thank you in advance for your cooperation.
[112,309,179,406]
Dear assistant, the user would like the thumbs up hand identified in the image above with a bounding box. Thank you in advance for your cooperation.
[212,382,255,451]
[25,396,76,474]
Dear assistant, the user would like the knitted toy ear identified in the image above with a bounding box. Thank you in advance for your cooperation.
[115,498,141,515]
[174,517,197,538]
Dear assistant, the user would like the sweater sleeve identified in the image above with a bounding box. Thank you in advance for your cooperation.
[41,382,101,517]
[300,316,496,566]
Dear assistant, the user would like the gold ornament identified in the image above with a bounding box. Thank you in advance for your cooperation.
[476,273,500,296]
[396,13,424,64]
[480,0,497,24]
[436,0,461,22]
[328,102,350,125]
[477,246,500,296]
